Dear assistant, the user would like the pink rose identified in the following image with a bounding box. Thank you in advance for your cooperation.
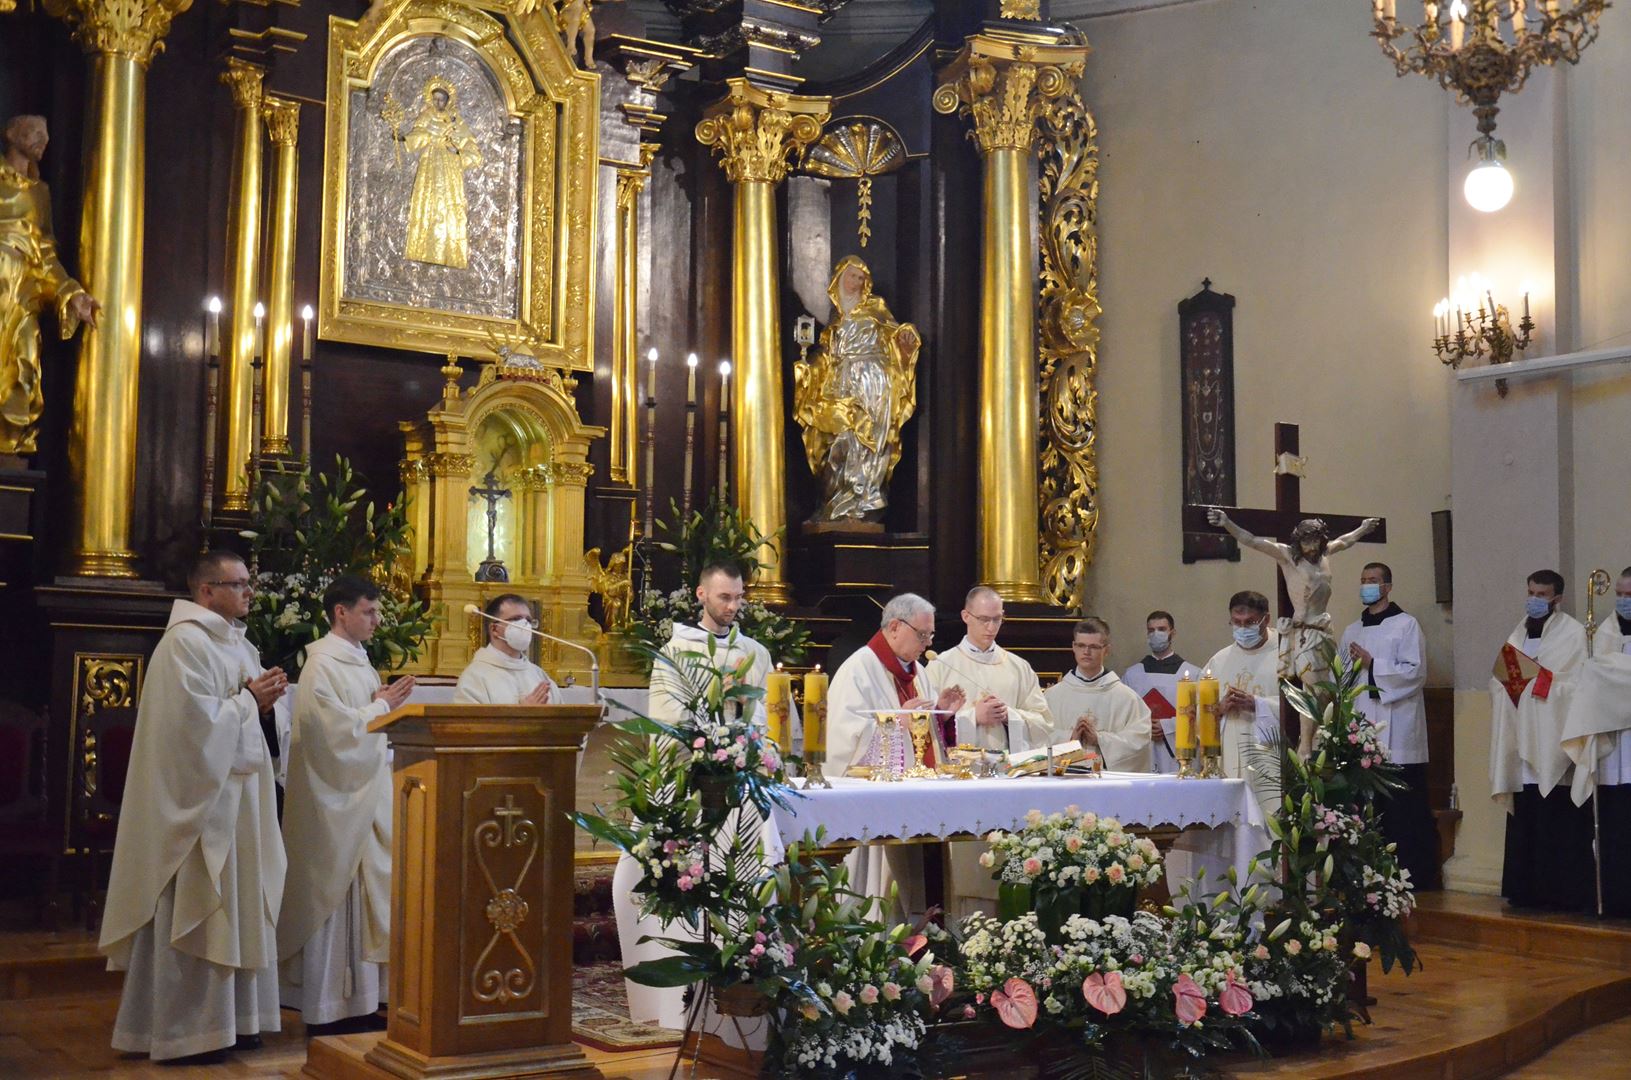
[1253,944,1270,961]
[1172,973,1207,1025]
[677,875,694,891]
[961,1004,976,1019]
[859,985,880,1005]
[832,991,853,1015]
[1083,867,1100,884]
[1218,973,1253,1017]
[693,737,706,749]
[928,965,954,1006]
[1023,857,1043,876]
[992,978,1038,1029]
[1106,864,1126,885]
[750,944,765,957]
[1285,939,1303,955]
[1065,836,1083,853]
[1082,971,1126,1016]
[882,982,902,1001]
[800,1002,821,1021]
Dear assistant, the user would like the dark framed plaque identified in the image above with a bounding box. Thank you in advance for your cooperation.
[1179,280,1239,563]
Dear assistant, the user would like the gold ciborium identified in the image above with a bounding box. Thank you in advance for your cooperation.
[904,711,938,778]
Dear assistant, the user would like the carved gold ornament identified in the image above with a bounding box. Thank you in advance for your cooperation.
[42,0,193,66]
[803,121,906,248]
[1036,80,1101,611]
[695,80,830,185]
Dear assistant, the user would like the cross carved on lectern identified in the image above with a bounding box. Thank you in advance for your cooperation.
[1181,423,1388,621]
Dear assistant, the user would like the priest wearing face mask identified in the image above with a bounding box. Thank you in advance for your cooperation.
[1044,617,1152,772]
[1563,567,1631,915]
[454,593,558,706]
[1120,611,1200,774]
[1490,569,1591,912]
[1338,563,1437,889]
[924,586,1054,753]
[1203,591,1283,805]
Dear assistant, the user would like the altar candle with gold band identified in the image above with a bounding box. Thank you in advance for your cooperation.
[802,666,827,754]
[1197,670,1221,751]
[766,666,792,750]
[1175,674,1197,752]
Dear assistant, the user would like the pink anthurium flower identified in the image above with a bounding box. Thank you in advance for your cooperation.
[1081,971,1126,1016]
[1173,972,1207,1025]
[991,977,1038,1029]
[902,933,928,958]
[1218,973,1253,1017]
[928,965,955,1007]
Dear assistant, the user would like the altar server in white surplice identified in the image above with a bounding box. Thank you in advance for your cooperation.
[1492,569,1592,913]
[100,551,288,1063]
[1563,567,1631,916]
[826,593,965,919]
[1044,617,1152,773]
[928,587,1053,916]
[1120,610,1200,774]
[1338,561,1437,890]
[279,574,415,1030]
[1203,590,1284,795]
[614,562,773,1031]
[454,593,558,706]
[924,586,1053,753]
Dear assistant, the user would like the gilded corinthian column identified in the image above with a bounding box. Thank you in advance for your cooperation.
[935,36,1089,603]
[43,0,192,578]
[696,79,829,605]
[261,96,300,456]
[219,59,265,510]
[610,145,657,487]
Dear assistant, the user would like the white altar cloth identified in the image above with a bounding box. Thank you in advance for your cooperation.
[760,773,1266,876]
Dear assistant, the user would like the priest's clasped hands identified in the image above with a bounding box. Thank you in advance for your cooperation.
[1220,685,1256,716]
[1070,711,1099,747]
[521,679,553,705]
[245,668,288,713]
[374,675,417,712]
[973,691,1008,728]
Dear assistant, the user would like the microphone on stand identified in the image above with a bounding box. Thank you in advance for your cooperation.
[463,604,602,715]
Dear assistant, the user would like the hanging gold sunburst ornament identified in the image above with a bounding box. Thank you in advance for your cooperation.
[803,121,907,247]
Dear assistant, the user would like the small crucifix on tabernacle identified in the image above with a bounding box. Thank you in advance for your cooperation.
[1182,423,1387,750]
[470,467,513,583]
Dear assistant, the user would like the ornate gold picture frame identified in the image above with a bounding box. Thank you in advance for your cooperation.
[319,0,598,369]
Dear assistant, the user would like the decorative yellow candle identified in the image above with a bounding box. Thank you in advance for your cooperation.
[1175,674,1197,752]
[802,666,827,755]
[766,666,792,750]
[1197,670,1221,752]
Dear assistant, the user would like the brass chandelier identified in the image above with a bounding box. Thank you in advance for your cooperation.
[1371,0,1610,210]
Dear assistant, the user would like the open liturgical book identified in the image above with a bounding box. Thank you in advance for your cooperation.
[1494,643,1552,707]
[1007,739,1098,777]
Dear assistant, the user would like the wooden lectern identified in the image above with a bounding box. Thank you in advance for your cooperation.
[303,704,604,1080]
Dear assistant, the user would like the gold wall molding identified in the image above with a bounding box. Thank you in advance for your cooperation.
[318,0,600,369]
[1036,85,1102,611]
[1001,0,1042,20]
[41,0,192,66]
[220,57,266,512]
[609,145,657,486]
[424,451,475,477]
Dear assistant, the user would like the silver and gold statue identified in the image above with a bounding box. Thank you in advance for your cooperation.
[0,115,99,458]
[792,256,920,524]
[404,77,482,269]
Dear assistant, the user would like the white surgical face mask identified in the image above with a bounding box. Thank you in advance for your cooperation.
[1232,624,1264,649]
[503,621,534,652]
[1147,631,1171,654]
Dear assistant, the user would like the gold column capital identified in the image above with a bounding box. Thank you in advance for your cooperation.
[221,57,265,108]
[613,166,650,209]
[695,78,831,186]
[263,95,300,146]
[42,0,192,65]
[933,37,1090,155]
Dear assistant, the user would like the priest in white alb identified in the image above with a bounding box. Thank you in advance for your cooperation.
[278,574,416,1030]
[1338,561,1437,889]
[1490,569,1593,912]
[1562,566,1631,916]
[927,586,1053,916]
[1204,590,1284,797]
[1043,617,1153,772]
[825,593,965,918]
[454,592,558,705]
[924,585,1053,753]
[100,551,288,1062]
[615,561,775,1031]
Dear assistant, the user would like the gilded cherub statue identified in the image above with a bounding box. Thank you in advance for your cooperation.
[792,256,921,524]
[584,545,633,631]
[1,115,100,458]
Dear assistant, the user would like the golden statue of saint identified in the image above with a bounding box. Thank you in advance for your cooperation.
[793,256,921,523]
[403,78,483,269]
[1,116,99,457]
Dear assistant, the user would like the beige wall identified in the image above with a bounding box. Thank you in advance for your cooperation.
[1076,0,1452,677]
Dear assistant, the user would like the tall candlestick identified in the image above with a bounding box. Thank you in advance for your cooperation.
[206,296,222,359]
[646,346,658,402]
[1175,675,1197,753]
[685,351,698,406]
[683,353,698,514]
[301,303,314,363]
[1196,671,1221,751]
[717,359,731,498]
[253,302,266,361]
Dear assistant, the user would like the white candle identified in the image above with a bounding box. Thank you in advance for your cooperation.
[718,359,731,414]
[646,346,658,402]
[685,352,698,406]
[301,304,314,364]
[252,301,265,360]
[206,296,222,358]
[1449,0,1466,48]
[1385,0,1396,19]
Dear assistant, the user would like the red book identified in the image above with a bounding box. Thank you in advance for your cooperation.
[1141,688,1176,720]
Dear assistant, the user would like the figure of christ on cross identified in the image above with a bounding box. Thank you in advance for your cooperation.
[470,467,512,583]
[1182,423,1388,757]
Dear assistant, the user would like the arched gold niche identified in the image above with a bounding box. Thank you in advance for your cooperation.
[400,357,604,679]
